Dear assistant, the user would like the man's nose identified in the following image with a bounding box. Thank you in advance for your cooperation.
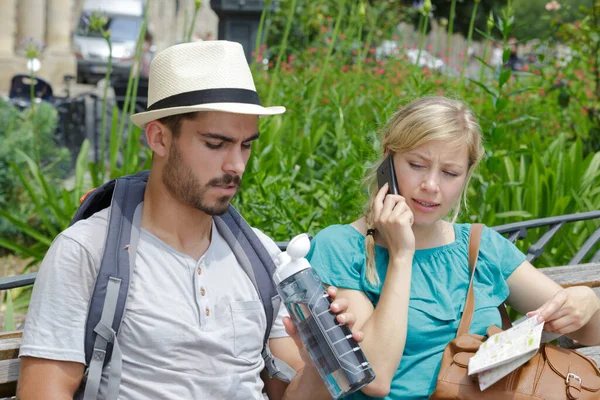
[223,148,246,177]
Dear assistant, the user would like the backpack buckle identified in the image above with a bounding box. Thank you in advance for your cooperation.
[262,345,296,383]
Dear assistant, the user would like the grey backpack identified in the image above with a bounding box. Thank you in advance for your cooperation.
[71,171,294,399]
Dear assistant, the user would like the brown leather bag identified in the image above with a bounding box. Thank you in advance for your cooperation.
[430,224,600,400]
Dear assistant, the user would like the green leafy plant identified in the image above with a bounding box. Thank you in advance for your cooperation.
[0,99,70,248]
[0,3,152,321]
[1,290,14,331]
[553,1,600,154]
[186,0,203,42]
[416,0,432,67]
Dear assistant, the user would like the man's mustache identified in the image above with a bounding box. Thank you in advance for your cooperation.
[208,174,241,187]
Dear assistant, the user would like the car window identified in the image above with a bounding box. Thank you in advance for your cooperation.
[76,14,141,42]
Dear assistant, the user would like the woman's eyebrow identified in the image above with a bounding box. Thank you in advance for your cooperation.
[407,152,466,169]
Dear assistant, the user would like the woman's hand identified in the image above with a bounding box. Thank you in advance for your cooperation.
[526,286,600,335]
[280,286,364,399]
[372,183,415,258]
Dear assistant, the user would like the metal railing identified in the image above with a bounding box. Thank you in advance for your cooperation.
[492,210,600,265]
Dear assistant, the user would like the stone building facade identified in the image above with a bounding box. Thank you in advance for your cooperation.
[0,0,218,93]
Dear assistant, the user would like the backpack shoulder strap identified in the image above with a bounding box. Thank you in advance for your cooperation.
[214,206,296,383]
[214,206,277,347]
[80,171,148,400]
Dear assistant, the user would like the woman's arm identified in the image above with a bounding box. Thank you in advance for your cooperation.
[333,253,413,398]
[335,184,416,397]
[506,260,600,345]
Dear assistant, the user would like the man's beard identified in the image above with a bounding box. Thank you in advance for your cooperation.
[162,143,241,216]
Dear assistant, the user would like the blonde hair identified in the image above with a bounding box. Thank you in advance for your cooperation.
[364,96,484,285]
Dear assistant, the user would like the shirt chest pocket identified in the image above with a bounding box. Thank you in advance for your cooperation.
[230,300,266,364]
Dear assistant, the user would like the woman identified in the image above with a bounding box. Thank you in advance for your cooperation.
[306,96,600,399]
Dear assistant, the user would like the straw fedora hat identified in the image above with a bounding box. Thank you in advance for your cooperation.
[130,40,285,128]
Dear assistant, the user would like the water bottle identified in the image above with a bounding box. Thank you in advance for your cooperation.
[274,234,376,399]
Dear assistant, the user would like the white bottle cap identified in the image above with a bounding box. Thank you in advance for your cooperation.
[273,233,312,286]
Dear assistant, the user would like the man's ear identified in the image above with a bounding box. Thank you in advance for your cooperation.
[146,120,169,158]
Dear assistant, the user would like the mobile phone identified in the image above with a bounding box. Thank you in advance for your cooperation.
[377,154,399,195]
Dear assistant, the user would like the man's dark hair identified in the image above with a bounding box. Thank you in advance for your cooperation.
[157,112,199,137]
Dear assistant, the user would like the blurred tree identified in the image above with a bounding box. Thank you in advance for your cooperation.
[266,0,412,53]
[512,0,587,40]
[399,0,508,39]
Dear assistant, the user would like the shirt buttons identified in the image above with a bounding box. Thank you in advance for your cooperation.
[205,307,210,317]
[200,288,206,296]
[197,266,202,275]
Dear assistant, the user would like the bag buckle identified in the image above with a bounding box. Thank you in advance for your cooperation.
[566,372,582,385]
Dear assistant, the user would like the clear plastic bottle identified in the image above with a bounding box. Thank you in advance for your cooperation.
[274,234,376,399]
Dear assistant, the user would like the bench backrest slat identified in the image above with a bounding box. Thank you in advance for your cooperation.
[540,262,600,288]
[0,358,19,395]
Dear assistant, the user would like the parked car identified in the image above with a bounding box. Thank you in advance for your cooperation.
[73,0,144,84]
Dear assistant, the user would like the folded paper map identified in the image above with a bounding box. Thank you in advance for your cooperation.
[468,316,545,390]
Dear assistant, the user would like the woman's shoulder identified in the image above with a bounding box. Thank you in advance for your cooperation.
[308,224,367,262]
[453,222,526,278]
[307,225,366,288]
[450,222,509,245]
[312,224,362,245]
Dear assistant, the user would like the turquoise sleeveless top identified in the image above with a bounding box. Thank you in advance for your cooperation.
[306,223,526,399]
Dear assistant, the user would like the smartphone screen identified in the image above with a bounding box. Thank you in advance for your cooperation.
[377,155,399,195]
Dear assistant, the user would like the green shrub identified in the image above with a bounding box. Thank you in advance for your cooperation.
[0,99,70,248]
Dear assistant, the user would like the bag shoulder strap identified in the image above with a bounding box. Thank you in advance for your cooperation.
[214,207,277,346]
[83,171,148,366]
[498,304,513,330]
[214,206,296,383]
[77,171,148,400]
[456,223,484,336]
[456,224,513,336]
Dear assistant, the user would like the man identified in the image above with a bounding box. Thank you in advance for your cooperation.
[18,41,360,399]
[139,31,154,78]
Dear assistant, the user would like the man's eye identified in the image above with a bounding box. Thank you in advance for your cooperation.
[242,143,252,150]
[206,142,223,149]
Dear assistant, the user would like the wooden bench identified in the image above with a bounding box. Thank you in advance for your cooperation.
[0,331,20,398]
[1,211,600,396]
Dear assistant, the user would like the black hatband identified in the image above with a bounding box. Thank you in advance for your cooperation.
[146,88,262,111]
